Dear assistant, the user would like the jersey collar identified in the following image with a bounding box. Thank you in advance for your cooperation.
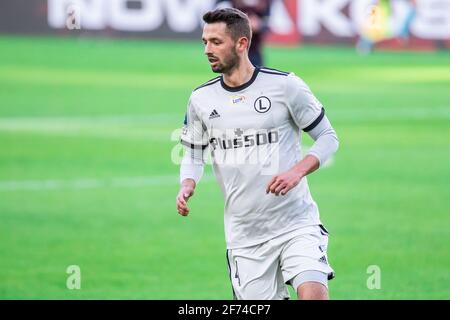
[220,67,260,92]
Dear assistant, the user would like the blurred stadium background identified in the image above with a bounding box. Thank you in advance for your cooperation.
[0,0,449,299]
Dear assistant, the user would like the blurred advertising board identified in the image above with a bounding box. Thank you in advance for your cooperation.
[1,0,449,49]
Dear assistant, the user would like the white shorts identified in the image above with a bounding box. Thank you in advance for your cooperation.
[226,224,335,300]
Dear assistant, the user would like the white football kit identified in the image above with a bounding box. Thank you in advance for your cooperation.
[180,67,338,299]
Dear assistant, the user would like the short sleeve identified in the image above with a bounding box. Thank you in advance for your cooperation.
[285,73,325,132]
[180,96,208,150]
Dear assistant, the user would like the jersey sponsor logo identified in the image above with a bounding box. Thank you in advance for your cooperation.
[207,127,281,174]
[209,129,279,151]
[254,96,272,113]
[231,95,246,104]
[209,109,220,119]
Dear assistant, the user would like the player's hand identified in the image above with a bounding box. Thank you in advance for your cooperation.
[267,155,320,196]
[176,179,196,216]
[266,169,304,196]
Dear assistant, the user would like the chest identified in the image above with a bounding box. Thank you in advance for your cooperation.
[199,88,290,131]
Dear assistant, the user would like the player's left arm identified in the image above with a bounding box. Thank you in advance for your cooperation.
[266,115,339,196]
[266,73,339,196]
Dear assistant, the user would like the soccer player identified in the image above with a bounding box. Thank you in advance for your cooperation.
[176,8,339,300]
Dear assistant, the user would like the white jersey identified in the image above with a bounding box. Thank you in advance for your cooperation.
[181,67,326,249]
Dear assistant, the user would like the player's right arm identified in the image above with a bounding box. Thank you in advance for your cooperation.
[176,96,208,216]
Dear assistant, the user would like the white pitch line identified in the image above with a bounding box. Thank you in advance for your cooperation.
[0,175,216,192]
[0,114,183,141]
[0,113,182,125]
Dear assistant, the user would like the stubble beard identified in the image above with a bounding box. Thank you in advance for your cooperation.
[211,49,240,74]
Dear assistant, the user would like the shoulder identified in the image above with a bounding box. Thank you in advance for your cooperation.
[192,76,221,93]
[258,67,303,93]
[188,76,221,112]
[258,67,295,89]
[259,67,306,85]
[281,70,309,91]
[259,66,290,77]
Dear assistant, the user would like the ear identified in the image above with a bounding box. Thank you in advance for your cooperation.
[236,37,249,53]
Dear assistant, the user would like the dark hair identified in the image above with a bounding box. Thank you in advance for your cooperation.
[203,8,252,44]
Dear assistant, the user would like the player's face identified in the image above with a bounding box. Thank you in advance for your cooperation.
[202,22,239,74]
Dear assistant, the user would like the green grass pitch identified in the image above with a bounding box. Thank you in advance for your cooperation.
[0,36,449,299]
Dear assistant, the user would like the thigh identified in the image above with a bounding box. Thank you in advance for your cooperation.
[280,225,335,288]
[226,244,289,300]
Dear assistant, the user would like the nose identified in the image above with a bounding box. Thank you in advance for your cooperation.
[204,42,212,55]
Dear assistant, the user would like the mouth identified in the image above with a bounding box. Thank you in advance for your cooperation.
[208,57,219,64]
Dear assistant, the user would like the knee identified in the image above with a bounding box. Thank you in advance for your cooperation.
[297,282,329,300]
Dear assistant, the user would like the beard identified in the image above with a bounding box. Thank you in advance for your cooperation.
[209,49,239,74]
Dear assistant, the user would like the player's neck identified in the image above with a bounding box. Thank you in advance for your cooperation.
[222,58,255,88]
